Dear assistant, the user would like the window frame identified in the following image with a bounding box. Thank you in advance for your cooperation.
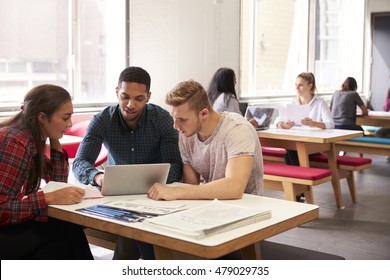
[0,0,129,115]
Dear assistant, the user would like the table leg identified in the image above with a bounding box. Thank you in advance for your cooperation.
[296,142,310,167]
[153,245,174,260]
[326,144,344,209]
[240,243,262,259]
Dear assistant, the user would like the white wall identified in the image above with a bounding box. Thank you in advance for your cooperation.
[128,0,240,109]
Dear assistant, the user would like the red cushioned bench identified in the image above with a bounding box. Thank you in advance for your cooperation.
[262,147,287,163]
[263,162,332,204]
[308,153,372,202]
[261,147,372,203]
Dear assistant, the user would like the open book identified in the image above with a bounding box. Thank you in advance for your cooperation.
[143,199,271,239]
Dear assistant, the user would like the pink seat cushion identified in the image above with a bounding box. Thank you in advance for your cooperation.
[262,147,287,157]
[264,163,332,180]
[309,153,372,166]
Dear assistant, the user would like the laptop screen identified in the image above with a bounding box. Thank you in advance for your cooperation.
[245,106,274,130]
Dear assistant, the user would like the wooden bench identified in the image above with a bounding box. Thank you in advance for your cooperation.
[261,148,372,203]
[263,162,332,204]
[361,126,380,136]
[308,153,372,202]
[262,147,286,163]
[335,136,390,157]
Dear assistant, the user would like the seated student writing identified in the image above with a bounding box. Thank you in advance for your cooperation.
[274,72,334,166]
[148,80,263,201]
[0,84,93,260]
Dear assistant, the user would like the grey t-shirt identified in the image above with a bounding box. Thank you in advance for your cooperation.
[179,112,263,196]
[331,90,364,126]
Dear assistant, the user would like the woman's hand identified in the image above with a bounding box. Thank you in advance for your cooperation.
[248,118,259,128]
[278,121,295,129]
[301,118,325,129]
[45,187,85,205]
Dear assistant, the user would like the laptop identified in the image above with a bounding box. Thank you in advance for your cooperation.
[245,106,274,131]
[101,163,171,196]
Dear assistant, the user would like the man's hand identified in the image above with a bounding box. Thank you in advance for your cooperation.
[148,183,178,201]
[94,173,104,187]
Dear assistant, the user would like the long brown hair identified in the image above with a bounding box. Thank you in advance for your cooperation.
[0,84,72,194]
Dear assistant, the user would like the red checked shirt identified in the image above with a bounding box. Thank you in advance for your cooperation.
[0,126,69,225]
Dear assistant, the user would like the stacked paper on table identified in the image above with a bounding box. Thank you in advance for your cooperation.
[104,198,188,215]
[143,199,272,239]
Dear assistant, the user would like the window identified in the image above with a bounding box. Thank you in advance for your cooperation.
[0,0,126,108]
[240,0,365,99]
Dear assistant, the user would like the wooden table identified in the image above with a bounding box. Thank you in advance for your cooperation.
[48,194,319,260]
[356,114,390,127]
[258,127,363,209]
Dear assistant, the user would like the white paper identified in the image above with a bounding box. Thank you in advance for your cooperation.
[144,199,271,238]
[278,103,310,125]
[41,181,103,199]
[368,111,390,116]
[104,198,187,215]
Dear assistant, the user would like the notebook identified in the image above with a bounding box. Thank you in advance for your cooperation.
[101,163,171,196]
[245,106,274,131]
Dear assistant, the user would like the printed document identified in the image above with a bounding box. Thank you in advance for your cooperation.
[144,199,271,239]
[104,198,187,215]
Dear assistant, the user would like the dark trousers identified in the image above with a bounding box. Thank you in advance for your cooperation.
[0,218,93,260]
[112,237,155,260]
[284,150,300,166]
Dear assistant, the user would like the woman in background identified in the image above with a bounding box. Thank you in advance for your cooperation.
[0,84,93,260]
[330,77,368,131]
[207,67,241,114]
[274,72,334,166]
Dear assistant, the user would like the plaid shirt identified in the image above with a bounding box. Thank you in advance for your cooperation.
[72,104,183,185]
[0,127,69,225]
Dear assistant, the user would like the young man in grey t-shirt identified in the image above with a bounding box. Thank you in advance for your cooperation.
[148,80,263,201]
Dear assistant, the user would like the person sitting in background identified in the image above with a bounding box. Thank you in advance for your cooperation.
[72,66,183,260]
[207,67,261,128]
[330,76,368,131]
[0,84,93,260]
[374,87,390,138]
[148,79,263,201]
[274,72,334,166]
[207,67,241,114]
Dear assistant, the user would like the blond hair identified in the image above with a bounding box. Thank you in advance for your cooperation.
[166,80,212,112]
[297,72,317,96]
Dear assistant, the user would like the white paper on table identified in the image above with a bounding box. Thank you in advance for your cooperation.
[368,111,390,116]
[278,104,310,125]
[104,198,187,215]
[41,181,103,199]
[143,199,272,239]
